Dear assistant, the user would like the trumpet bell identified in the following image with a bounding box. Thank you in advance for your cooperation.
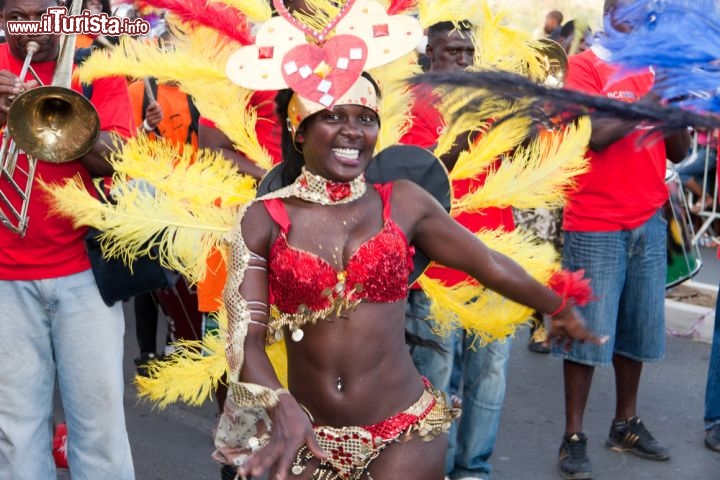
[7,85,100,163]
[535,38,568,88]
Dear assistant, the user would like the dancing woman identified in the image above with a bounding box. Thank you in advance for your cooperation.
[220,73,604,480]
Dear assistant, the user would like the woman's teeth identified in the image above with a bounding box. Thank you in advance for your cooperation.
[333,148,359,160]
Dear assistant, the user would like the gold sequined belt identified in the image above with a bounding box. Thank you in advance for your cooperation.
[291,379,458,479]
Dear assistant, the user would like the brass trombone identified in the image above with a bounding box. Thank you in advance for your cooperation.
[0,0,100,236]
[535,38,569,88]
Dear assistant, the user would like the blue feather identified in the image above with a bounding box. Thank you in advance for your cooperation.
[598,0,720,112]
[656,68,720,99]
[601,1,720,68]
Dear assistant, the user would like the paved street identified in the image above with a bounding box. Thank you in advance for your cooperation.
[54,246,720,479]
[692,244,720,287]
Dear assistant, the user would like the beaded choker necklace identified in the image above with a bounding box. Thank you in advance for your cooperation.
[292,167,366,205]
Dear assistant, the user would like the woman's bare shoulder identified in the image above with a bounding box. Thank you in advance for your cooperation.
[385,179,447,237]
[389,179,443,213]
[389,178,432,199]
[242,199,272,224]
[239,199,278,254]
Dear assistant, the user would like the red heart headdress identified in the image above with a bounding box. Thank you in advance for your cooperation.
[225,0,423,110]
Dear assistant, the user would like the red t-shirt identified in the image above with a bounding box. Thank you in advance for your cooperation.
[562,47,668,232]
[0,43,134,280]
[400,85,514,288]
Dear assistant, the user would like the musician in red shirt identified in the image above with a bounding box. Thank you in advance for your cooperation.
[0,0,135,477]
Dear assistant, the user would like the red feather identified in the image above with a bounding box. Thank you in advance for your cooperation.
[548,269,594,307]
[386,0,417,14]
[138,0,253,45]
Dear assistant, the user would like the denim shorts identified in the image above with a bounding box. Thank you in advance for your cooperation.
[553,210,667,366]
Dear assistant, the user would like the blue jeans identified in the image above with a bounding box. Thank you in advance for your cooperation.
[705,289,720,430]
[553,210,667,366]
[406,289,511,479]
[0,270,134,480]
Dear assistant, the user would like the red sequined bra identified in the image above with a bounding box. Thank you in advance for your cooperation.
[264,183,414,339]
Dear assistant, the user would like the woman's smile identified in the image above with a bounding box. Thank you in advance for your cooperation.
[332,147,361,166]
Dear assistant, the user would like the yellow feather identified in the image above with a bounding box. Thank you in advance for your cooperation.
[40,172,242,283]
[472,4,546,80]
[76,35,228,86]
[38,175,112,232]
[368,51,422,150]
[42,133,261,313]
[77,28,273,169]
[135,336,228,408]
[208,0,273,23]
[451,117,591,213]
[174,26,274,169]
[135,307,287,408]
[186,80,273,170]
[289,0,341,33]
[109,135,257,208]
[421,277,534,344]
[418,0,483,28]
[419,228,559,343]
[433,93,513,160]
[432,102,478,159]
[450,116,532,181]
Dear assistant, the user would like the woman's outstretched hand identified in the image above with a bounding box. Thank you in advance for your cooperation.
[238,394,327,480]
[547,304,609,352]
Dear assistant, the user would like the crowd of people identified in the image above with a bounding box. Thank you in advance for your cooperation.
[0,0,718,480]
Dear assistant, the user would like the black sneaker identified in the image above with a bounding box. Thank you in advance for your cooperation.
[220,464,241,480]
[705,424,720,453]
[134,351,159,378]
[558,432,592,479]
[605,416,670,460]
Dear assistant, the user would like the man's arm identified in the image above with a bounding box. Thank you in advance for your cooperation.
[198,123,266,180]
[78,76,136,176]
[587,116,640,152]
[79,131,116,176]
[588,113,691,160]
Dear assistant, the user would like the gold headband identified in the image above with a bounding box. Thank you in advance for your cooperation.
[287,75,378,138]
